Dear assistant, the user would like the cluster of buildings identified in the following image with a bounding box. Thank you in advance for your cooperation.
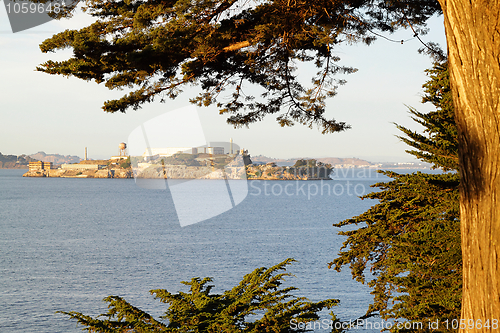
[27,141,245,171]
[142,146,226,161]
[140,138,247,162]
[29,161,109,171]
[28,161,53,171]
[141,138,239,160]
[28,143,129,172]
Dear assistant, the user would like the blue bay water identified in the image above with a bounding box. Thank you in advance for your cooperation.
[0,168,396,332]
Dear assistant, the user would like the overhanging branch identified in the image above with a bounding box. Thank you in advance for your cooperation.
[223,41,250,52]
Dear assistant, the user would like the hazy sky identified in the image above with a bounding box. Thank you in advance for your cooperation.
[0,6,447,162]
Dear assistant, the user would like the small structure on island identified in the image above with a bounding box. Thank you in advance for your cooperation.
[29,161,52,171]
[141,146,225,160]
[110,142,129,160]
[61,164,101,170]
[119,142,127,157]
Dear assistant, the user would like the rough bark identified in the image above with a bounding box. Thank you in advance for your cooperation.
[438,0,500,330]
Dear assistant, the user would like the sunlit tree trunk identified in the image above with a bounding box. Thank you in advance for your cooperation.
[438,0,500,330]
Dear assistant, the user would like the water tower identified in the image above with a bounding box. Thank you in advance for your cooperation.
[119,142,127,157]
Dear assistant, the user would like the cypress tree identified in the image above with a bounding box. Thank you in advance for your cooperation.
[329,61,461,330]
[59,259,341,332]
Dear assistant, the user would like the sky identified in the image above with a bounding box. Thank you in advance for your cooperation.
[0,4,448,162]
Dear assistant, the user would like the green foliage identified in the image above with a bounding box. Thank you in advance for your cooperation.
[293,159,316,168]
[293,160,307,168]
[287,159,332,178]
[166,153,201,167]
[119,157,131,169]
[59,258,340,332]
[331,171,460,329]
[330,61,461,331]
[293,159,307,168]
[37,0,440,133]
[396,62,458,171]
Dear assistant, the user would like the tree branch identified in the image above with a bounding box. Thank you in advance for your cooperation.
[223,41,250,52]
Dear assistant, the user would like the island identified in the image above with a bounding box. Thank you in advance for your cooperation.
[22,151,333,180]
[23,159,132,178]
[131,150,332,180]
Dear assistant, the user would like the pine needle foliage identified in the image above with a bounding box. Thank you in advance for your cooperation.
[396,62,458,171]
[59,258,341,332]
[37,0,440,133]
[329,61,461,332]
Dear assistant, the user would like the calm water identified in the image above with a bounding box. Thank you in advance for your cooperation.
[0,168,398,332]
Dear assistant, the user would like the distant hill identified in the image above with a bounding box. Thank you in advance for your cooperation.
[0,153,37,169]
[250,155,374,167]
[250,155,295,166]
[316,157,373,167]
[29,151,81,165]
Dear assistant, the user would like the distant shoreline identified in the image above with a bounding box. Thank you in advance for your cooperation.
[0,167,28,170]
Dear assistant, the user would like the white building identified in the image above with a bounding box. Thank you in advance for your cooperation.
[61,164,105,170]
[143,147,224,158]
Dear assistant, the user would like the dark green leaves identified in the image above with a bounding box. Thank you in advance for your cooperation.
[59,258,340,332]
[397,62,458,171]
[330,61,461,330]
[37,0,440,132]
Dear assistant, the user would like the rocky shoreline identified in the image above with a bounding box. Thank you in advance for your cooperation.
[23,164,333,180]
[23,168,132,178]
[22,156,334,180]
[245,164,333,180]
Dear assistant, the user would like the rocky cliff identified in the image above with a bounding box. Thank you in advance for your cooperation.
[22,155,333,180]
[23,168,132,178]
[246,164,333,180]
[134,164,246,180]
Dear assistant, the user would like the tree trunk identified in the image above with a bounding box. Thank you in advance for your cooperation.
[438,0,500,330]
